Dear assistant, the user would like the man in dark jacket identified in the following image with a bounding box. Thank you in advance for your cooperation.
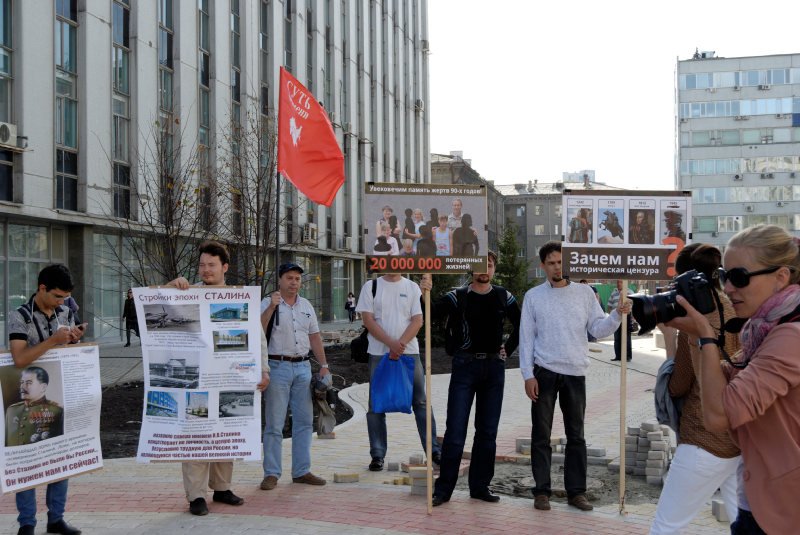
[420,250,521,506]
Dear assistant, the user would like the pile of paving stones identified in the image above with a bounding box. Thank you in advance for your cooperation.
[609,420,673,486]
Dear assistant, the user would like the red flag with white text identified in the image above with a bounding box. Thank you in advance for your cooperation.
[277,67,344,207]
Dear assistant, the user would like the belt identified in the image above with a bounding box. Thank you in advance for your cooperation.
[270,355,310,362]
[455,352,505,361]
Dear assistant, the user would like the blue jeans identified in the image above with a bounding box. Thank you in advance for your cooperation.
[262,359,313,478]
[530,365,587,498]
[434,354,505,498]
[367,353,440,459]
[16,479,69,527]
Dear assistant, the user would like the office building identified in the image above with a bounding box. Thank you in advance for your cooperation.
[0,0,430,340]
[676,51,800,248]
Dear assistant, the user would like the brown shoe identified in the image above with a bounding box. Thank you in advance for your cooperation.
[260,475,278,490]
[568,494,593,511]
[292,472,326,486]
[533,494,551,511]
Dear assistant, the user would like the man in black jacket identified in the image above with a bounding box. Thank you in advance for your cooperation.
[420,251,521,506]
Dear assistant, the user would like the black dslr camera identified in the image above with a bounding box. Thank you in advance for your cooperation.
[629,270,715,335]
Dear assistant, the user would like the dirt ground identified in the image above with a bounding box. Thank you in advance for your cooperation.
[98,345,659,509]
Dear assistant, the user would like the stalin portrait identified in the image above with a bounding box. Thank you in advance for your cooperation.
[4,366,63,447]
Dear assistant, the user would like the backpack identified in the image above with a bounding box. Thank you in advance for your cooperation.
[350,279,378,363]
[444,285,508,356]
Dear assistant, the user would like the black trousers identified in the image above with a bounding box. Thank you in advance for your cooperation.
[530,366,587,498]
[126,323,140,344]
[613,322,632,360]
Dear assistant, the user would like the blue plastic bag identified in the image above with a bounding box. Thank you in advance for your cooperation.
[370,354,414,414]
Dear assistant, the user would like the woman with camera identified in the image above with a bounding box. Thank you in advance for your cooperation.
[650,244,741,534]
[667,225,800,534]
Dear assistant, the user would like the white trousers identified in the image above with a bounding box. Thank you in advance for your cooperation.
[650,444,740,535]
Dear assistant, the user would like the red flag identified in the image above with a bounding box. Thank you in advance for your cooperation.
[277,67,345,207]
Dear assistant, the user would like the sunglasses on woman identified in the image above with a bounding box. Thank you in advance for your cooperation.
[717,266,780,288]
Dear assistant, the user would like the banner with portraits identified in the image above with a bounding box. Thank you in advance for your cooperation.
[0,344,102,493]
[134,286,263,463]
[363,182,489,274]
[562,190,691,281]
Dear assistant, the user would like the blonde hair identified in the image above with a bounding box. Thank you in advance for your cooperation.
[727,224,800,284]
[401,239,413,248]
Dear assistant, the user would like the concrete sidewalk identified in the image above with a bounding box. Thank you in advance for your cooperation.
[0,333,729,534]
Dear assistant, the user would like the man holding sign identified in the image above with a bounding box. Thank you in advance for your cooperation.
[8,264,86,535]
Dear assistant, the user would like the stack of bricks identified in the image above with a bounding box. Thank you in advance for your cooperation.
[615,420,673,486]
[408,466,432,496]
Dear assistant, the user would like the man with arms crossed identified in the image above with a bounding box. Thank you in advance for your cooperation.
[8,264,86,535]
[520,241,630,512]
[259,262,329,490]
[169,241,270,516]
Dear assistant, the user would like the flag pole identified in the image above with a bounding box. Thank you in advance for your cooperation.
[274,171,281,326]
[424,281,432,515]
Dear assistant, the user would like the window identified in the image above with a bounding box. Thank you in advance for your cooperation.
[515,205,525,217]
[55,19,77,73]
[112,96,129,162]
[112,2,129,47]
[159,68,172,111]
[555,205,562,217]
[113,163,130,218]
[159,0,174,112]
[534,205,543,216]
[230,0,240,103]
[0,0,11,124]
[0,149,12,201]
[55,73,77,148]
[56,149,78,211]
[534,224,545,235]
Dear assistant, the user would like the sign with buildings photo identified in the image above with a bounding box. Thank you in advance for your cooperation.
[363,182,488,274]
[562,190,691,281]
[133,286,263,462]
[0,345,102,493]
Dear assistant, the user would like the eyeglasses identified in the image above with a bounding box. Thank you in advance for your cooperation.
[718,266,780,288]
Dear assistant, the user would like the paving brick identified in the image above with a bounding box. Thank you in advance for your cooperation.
[407,467,429,479]
[549,437,561,446]
[410,485,430,496]
[638,438,650,447]
[317,432,336,439]
[517,437,532,451]
[409,453,424,465]
[333,473,360,483]
[646,475,663,486]
[625,456,637,466]
[386,461,399,471]
[588,456,612,466]
[625,435,639,445]
[636,452,649,460]
[646,431,663,441]
[646,459,665,468]
[645,467,665,476]
[650,440,668,451]
[642,421,661,431]
[515,455,531,465]
[647,450,666,460]
[633,467,647,476]
[587,446,606,457]
[607,462,620,473]
[712,499,730,522]
[636,460,647,468]
[625,444,638,453]
[551,453,565,464]
[559,437,568,445]
[627,426,640,436]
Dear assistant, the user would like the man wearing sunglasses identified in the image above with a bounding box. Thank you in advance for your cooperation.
[8,264,86,535]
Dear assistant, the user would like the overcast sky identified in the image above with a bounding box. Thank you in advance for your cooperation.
[428,0,800,190]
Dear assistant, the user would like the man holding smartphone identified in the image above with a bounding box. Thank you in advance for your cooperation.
[8,264,86,535]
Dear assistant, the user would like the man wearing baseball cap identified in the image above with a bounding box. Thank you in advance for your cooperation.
[259,262,330,491]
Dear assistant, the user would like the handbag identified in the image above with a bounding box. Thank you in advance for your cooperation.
[369,354,414,414]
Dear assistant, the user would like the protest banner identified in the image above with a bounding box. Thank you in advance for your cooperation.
[364,182,488,274]
[0,344,102,493]
[134,286,262,462]
[562,190,691,281]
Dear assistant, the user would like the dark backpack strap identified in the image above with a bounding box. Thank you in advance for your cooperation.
[778,303,800,325]
[17,303,46,342]
[265,311,276,343]
[372,277,377,297]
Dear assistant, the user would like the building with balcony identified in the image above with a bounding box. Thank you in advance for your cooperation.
[676,51,800,248]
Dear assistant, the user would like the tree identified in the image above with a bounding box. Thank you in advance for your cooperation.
[100,114,216,286]
[495,219,532,299]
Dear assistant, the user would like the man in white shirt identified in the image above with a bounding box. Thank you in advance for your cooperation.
[519,241,630,512]
[356,274,441,471]
[259,263,330,491]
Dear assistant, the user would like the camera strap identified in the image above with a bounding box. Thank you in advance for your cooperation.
[710,288,748,369]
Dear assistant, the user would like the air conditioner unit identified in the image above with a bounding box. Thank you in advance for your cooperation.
[706,87,716,93]
[745,205,755,212]
[768,172,774,178]
[302,222,318,244]
[679,118,688,123]
[733,174,742,181]
[0,122,17,149]
[777,113,787,118]
[734,115,749,121]
[791,172,797,178]
[758,84,771,90]
[733,85,741,91]
[760,173,767,179]
[777,201,788,207]
[711,231,719,237]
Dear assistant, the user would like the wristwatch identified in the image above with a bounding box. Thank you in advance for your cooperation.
[321,364,329,369]
[697,337,718,349]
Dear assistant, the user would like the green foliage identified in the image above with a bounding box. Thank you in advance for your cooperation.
[495,219,532,299]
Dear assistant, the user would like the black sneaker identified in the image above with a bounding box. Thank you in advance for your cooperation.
[213,489,244,505]
[368,457,384,471]
[432,494,449,507]
[45,520,81,535]
[189,497,209,516]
